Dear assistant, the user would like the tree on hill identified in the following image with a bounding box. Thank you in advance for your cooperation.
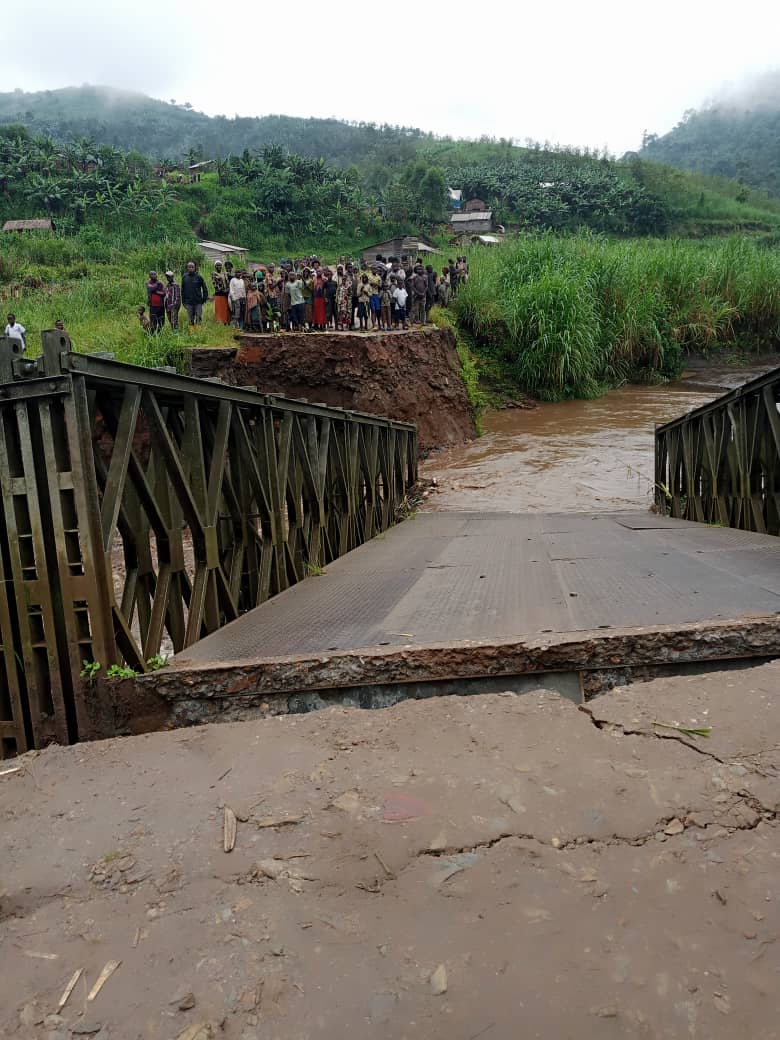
[638,70,780,196]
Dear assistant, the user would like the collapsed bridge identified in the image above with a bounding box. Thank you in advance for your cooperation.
[3,331,780,754]
[0,331,416,756]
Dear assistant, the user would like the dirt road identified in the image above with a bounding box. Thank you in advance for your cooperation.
[2,663,778,1039]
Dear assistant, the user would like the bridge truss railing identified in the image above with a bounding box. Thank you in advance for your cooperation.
[0,331,417,756]
[655,366,780,534]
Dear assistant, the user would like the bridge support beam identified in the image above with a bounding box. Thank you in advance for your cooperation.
[0,339,416,754]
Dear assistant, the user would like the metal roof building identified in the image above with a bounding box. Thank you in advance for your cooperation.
[3,218,54,232]
[361,236,439,263]
[449,211,495,233]
[197,240,248,265]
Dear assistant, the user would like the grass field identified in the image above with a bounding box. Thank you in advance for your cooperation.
[454,233,780,399]
[3,227,779,403]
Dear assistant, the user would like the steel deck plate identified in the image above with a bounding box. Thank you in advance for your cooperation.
[173,511,780,666]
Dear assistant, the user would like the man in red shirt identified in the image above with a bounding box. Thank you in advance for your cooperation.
[145,271,166,333]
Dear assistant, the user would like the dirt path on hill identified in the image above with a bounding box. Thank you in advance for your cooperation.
[1,663,778,1039]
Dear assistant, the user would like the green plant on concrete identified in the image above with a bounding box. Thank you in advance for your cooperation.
[106,663,138,679]
[146,654,169,671]
[653,721,712,739]
[80,659,101,681]
[305,561,326,577]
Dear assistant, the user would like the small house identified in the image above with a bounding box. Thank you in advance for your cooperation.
[448,188,463,210]
[463,199,488,213]
[197,240,248,266]
[362,236,439,264]
[449,211,495,234]
[188,160,216,183]
[2,218,55,233]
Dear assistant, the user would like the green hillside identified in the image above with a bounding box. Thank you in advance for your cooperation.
[2,85,779,408]
[637,69,780,196]
[2,87,779,244]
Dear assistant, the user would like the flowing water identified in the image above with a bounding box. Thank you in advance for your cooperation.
[421,365,774,514]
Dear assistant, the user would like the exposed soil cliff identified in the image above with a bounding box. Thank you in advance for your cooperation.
[188,327,476,453]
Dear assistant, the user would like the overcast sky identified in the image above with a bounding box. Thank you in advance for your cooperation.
[2,0,778,153]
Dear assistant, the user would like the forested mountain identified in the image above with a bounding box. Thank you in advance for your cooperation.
[638,69,780,195]
[1,85,779,246]
[0,86,428,166]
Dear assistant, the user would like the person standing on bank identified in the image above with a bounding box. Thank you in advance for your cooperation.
[449,258,460,297]
[164,270,182,330]
[212,261,230,324]
[287,271,306,332]
[357,274,372,331]
[146,271,166,333]
[4,313,26,351]
[228,268,247,329]
[410,265,428,325]
[323,268,338,329]
[181,261,208,325]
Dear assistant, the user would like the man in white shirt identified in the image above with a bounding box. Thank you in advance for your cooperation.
[4,313,26,352]
[390,281,409,329]
[228,272,247,329]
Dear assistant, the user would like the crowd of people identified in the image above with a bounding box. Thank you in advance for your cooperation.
[141,254,470,334]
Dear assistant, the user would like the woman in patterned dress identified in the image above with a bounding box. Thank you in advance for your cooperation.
[335,266,352,330]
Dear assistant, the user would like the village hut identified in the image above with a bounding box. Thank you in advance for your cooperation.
[449,211,495,234]
[362,236,439,263]
[2,218,55,233]
[448,188,463,209]
[188,160,216,174]
[197,240,248,266]
[463,199,488,213]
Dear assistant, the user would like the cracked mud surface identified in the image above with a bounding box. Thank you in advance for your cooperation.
[1,664,778,1039]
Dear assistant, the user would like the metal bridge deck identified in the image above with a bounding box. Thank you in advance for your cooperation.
[172,511,780,669]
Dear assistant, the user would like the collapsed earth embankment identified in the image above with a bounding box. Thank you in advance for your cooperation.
[188,327,476,454]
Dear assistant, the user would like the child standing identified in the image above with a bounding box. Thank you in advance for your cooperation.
[391,279,409,329]
[380,282,393,331]
[357,274,372,331]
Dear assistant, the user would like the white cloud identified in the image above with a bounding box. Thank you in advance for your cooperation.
[2,0,778,153]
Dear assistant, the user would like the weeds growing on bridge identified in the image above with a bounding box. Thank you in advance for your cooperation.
[455,234,780,400]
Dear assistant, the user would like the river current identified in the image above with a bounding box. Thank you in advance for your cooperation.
[421,365,773,514]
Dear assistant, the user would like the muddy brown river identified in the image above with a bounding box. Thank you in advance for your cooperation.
[422,366,772,513]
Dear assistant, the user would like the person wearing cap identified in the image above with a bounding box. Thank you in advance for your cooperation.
[164,270,182,330]
[145,271,166,333]
[181,260,209,326]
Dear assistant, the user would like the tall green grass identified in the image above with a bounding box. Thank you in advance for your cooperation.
[455,234,780,399]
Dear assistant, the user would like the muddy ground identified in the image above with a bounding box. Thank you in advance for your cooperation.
[2,663,778,1039]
